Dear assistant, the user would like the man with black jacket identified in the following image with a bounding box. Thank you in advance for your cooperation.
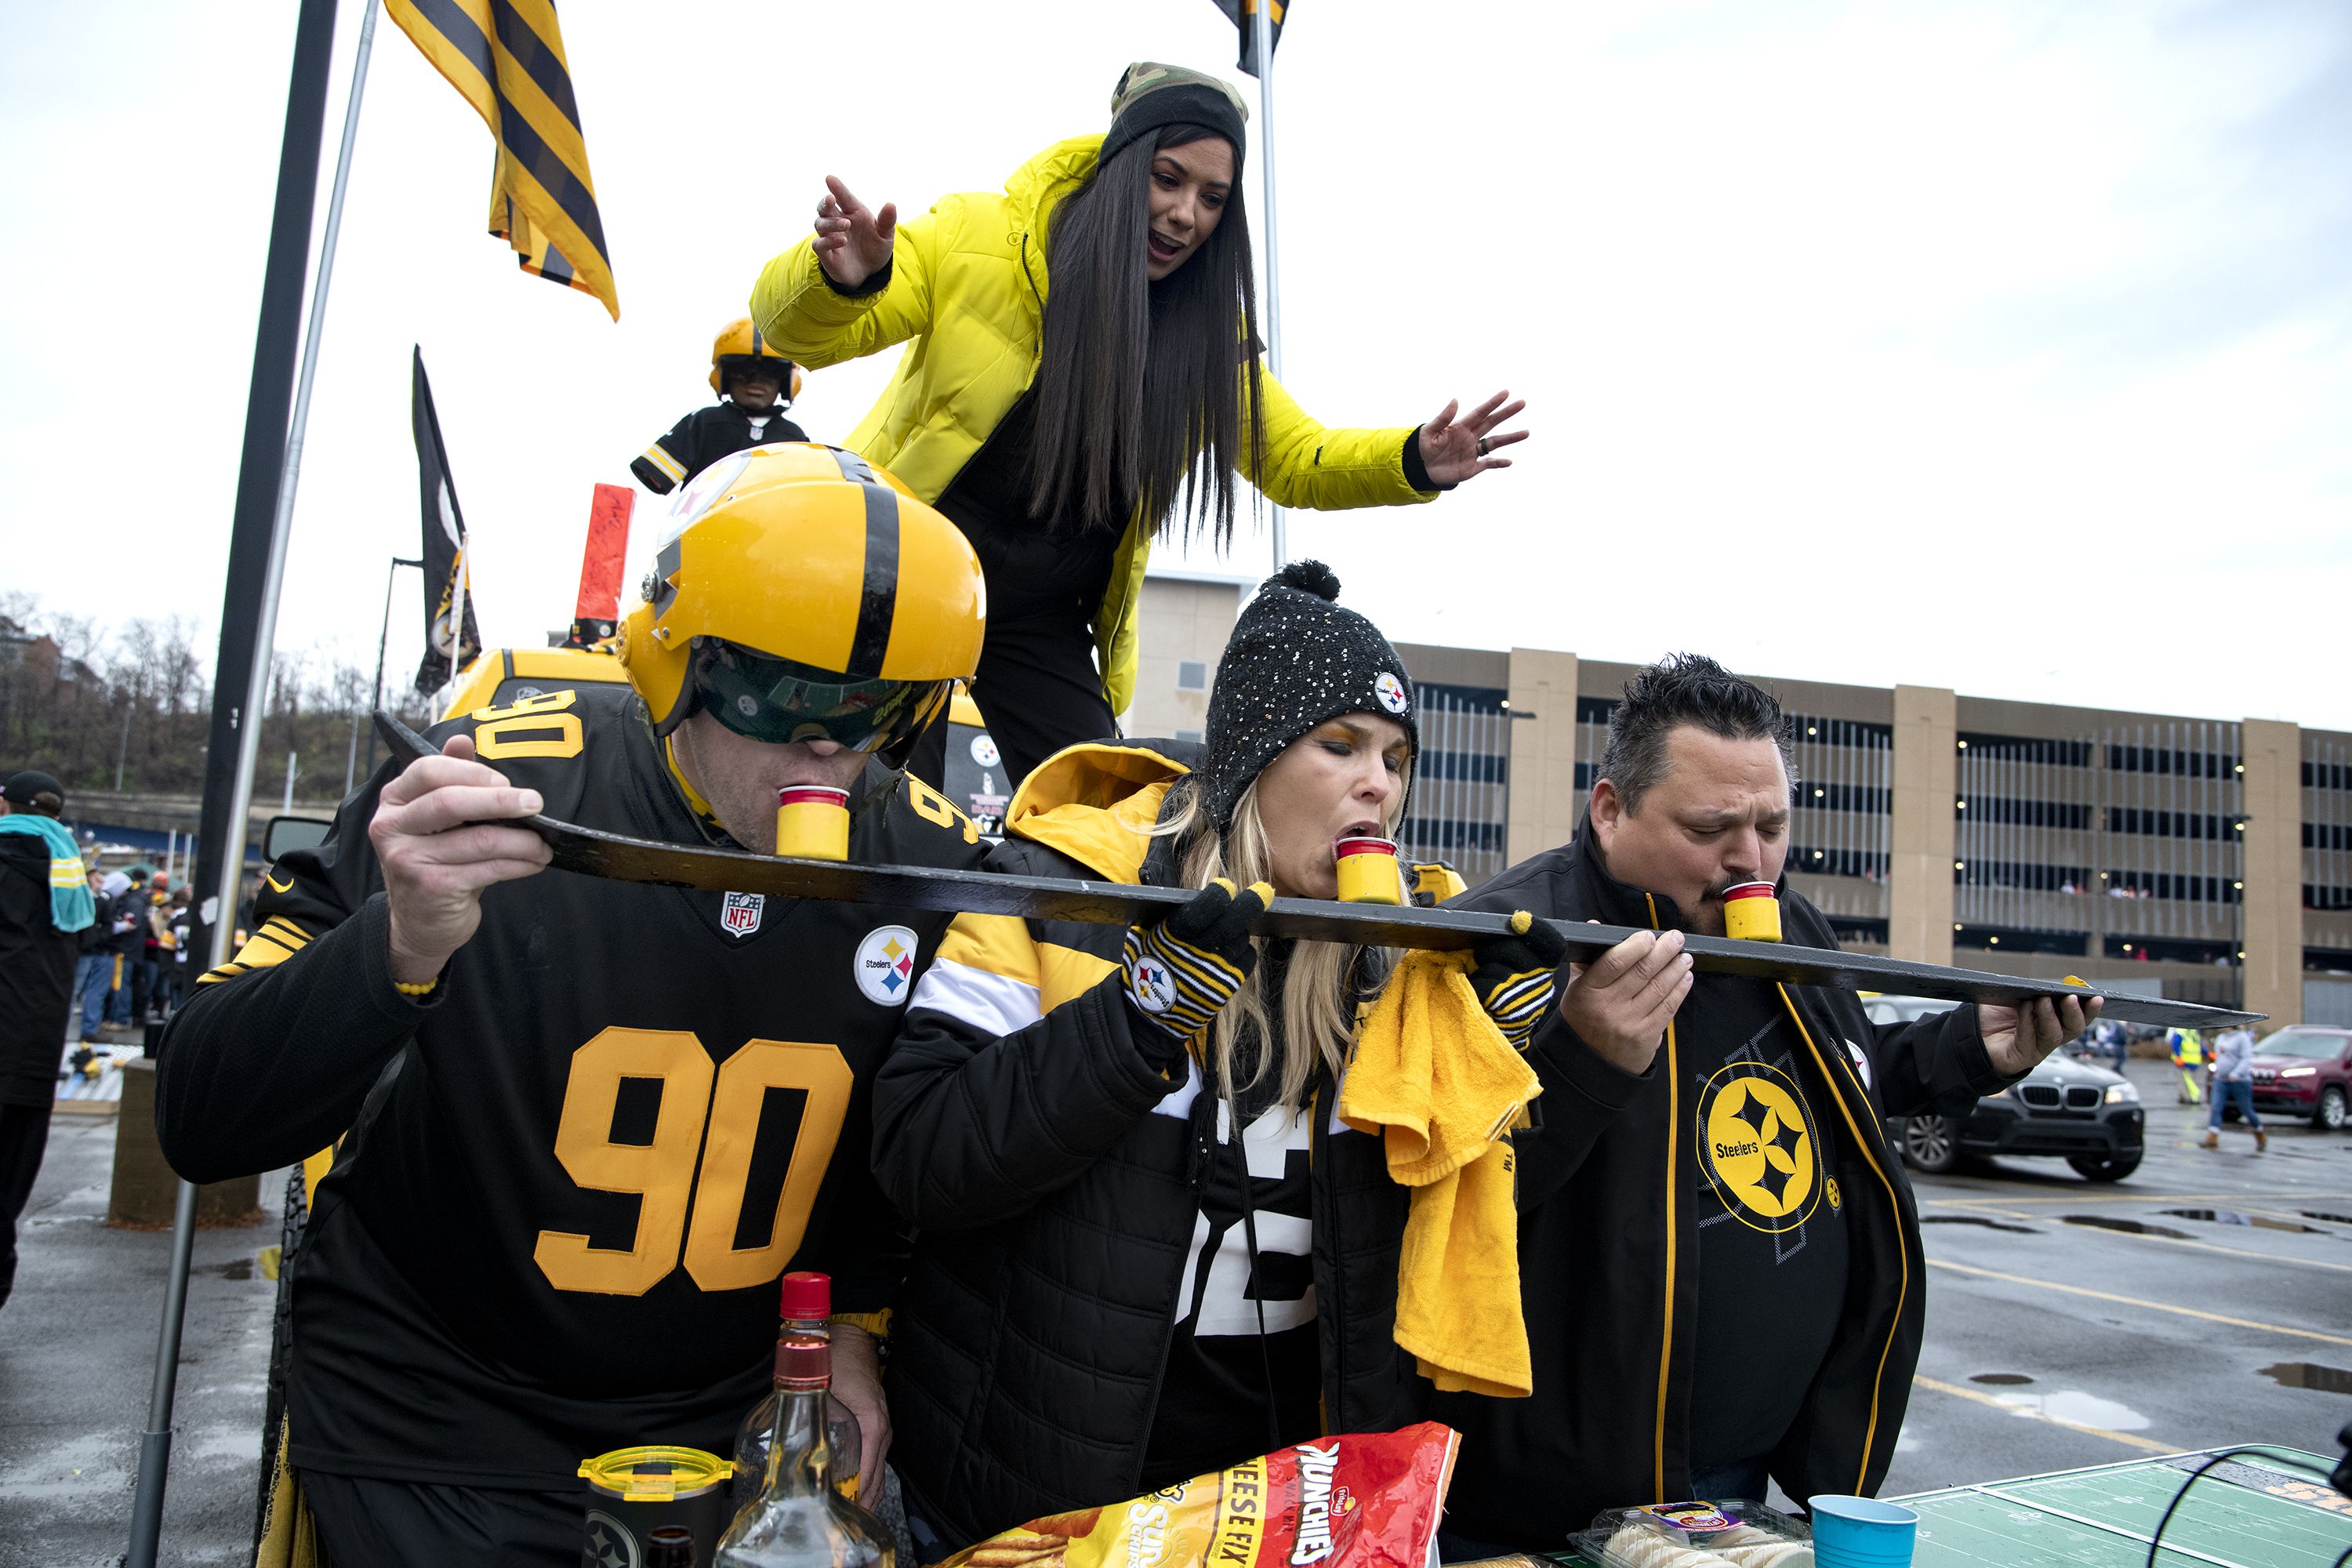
[1434,655,2095,1551]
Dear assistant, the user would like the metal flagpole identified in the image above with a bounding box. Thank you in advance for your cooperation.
[362,554,423,779]
[128,2,376,1559]
[1251,0,1286,572]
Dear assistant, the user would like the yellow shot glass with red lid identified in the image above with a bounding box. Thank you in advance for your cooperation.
[1334,835,1403,906]
[1721,880,1781,942]
[775,785,851,861]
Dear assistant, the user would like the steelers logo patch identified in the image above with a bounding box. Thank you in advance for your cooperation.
[1372,670,1409,714]
[855,924,919,1007]
[1699,1062,1820,1233]
[1131,956,1177,1014]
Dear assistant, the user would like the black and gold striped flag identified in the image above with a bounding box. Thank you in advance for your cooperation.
[387,0,619,320]
[1210,0,1287,77]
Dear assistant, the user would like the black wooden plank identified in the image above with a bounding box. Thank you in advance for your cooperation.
[374,711,2263,1029]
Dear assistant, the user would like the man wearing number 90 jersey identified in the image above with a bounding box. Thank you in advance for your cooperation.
[156,445,989,1566]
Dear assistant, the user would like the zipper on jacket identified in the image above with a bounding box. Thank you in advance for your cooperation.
[1777,985,1915,1493]
[1127,1090,1215,1494]
[1645,892,1679,1504]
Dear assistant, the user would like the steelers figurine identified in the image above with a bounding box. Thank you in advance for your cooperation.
[632,318,810,495]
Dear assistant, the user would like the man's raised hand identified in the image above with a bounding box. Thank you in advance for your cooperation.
[369,735,552,986]
[813,176,897,288]
[1555,924,1693,1076]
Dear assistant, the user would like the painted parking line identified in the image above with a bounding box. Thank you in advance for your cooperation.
[1924,1258,2352,1347]
[1911,1375,2179,1454]
[1926,1190,2352,1208]
[1936,1213,2352,1276]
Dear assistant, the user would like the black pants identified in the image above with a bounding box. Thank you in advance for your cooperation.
[301,1468,586,1568]
[909,608,1118,794]
[0,1101,55,1310]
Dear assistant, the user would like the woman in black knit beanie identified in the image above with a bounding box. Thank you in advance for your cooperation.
[869,564,1552,1551]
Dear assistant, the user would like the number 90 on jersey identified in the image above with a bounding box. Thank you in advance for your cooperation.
[534,1028,853,1296]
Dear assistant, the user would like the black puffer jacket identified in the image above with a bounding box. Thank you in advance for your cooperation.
[872,742,1421,1548]
[1432,820,2016,1545]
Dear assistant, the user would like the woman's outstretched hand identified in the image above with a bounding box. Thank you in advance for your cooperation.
[1416,390,1529,486]
[813,176,897,287]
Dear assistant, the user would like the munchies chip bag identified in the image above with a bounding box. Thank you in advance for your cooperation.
[938,1425,1461,1568]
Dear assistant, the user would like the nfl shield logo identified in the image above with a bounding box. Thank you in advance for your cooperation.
[720,891,765,938]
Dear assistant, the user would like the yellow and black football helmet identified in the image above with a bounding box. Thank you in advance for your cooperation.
[709,317,804,401]
[617,444,985,763]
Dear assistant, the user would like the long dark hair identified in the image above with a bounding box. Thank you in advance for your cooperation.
[1026,125,1267,546]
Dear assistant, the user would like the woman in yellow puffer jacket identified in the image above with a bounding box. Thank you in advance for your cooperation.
[752,62,1526,788]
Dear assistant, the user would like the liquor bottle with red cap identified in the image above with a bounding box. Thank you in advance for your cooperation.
[714,1325,892,1568]
[731,1272,863,1508]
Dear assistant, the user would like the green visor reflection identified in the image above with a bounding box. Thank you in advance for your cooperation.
[696,643,948,754]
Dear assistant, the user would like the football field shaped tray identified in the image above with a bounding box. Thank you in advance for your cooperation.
[376,711,2262,1031]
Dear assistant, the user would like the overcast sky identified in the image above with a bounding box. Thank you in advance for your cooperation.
[4,1,2347,730]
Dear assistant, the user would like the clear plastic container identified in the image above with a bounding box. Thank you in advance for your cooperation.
[1571,1499,1813,1566]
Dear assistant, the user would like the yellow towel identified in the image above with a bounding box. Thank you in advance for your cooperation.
[1341,948,1541,1398]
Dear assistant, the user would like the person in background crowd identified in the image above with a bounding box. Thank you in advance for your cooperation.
[73,866,113,1045]
[138,877,171,1025]
[755,61,1528,790]
[872,563,1562,1552]
[1428,655,2098,1552]
[2200,1024,2264,1154]
[165,886,194,1017]
[104,866,147,1028]
[2093,1016,2129,1075]
[630,318,810,495]
[2168,1026,2205,1105]
[0,770,96,1311]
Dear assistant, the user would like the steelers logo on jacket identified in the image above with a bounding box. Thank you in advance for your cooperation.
[1697,1061,1821,1232]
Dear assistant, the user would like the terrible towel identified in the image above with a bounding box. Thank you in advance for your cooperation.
[1341,948,1541,1398]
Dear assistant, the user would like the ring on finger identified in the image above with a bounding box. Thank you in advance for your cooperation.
[1476,436,1490,457]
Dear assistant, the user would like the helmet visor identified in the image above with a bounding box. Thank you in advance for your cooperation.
[696,642,947,755]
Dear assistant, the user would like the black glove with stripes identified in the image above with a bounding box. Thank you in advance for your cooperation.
[1121,877,1272,1058]
[1469,910,1570,1051]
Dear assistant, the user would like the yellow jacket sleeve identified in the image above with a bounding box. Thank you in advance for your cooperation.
[750,206,942,372]
[1243,368,1440,512]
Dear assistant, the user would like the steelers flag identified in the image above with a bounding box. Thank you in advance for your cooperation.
[1210,0,1287,77]
[386,0,619,320]
[412,349,482,693]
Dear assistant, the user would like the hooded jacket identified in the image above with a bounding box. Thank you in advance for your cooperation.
[1432,822,2016,1545]
[871,742,1422,1548]
[751,137,1436,716]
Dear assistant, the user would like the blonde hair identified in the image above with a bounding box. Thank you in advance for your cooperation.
[1154,771,1407,1112]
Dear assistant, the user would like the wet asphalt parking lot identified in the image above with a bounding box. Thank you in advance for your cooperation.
[1882,1055,2352,1495]
[0,1057,2347,1565]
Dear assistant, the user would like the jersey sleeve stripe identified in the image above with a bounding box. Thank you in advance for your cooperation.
[201,924,310,984]
[260,917,313,949]
[906,956,1043,1039]
[642,442,687,482]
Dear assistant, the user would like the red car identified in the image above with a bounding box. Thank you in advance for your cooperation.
[2247,1026,2352,1131]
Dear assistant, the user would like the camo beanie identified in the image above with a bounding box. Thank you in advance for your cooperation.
[1102,62,1250,169]
[1200,561,1417,834]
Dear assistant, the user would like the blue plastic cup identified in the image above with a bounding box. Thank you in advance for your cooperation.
[1807,1494,1919,1566]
